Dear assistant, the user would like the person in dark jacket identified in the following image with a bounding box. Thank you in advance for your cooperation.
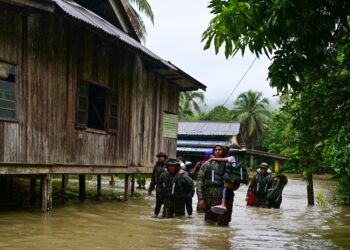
[148,152,167,217]
[159,158,194,218]
[246,162,273,207]
[177,156,194,217]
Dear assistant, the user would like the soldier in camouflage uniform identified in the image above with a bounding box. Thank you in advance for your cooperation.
[246,162,273,207]
[148,152,167,217]
[159,158,194,218]
[197,145,234,226]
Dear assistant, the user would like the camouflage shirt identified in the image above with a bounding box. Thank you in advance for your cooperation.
[148,161,165,193]
[159,169,194,199]
[197,160,226,200]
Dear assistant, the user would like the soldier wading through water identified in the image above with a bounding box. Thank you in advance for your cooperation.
[159,158,194,218]
[197,145,235,226]
[246,162,273,207]
[148,152,168,217]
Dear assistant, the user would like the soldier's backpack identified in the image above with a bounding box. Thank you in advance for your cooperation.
[265,174,288,208]
[224,151,249,186]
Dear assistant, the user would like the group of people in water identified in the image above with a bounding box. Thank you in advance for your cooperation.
[148,144,288,226]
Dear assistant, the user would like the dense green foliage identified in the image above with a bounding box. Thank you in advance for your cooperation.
[202,0,350,202]
[178,91,205,120]
[264,108,301,173]
[322,125,350,204]
[202,0,350,92]
[201,105,233,121]
[232,90,270,148]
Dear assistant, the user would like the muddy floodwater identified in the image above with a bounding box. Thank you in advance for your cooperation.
[0,175,349,250]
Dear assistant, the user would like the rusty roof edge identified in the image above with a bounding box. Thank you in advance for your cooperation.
[52,0,206,91]
[0,0,55,12]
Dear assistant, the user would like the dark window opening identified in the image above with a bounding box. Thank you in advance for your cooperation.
[87,83,106,130]
[76,81,118,133]
[0,62,16,120]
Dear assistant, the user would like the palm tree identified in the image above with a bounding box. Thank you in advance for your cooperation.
[179,91,205,119]
[121,0,154,42]
[232,90,271,168]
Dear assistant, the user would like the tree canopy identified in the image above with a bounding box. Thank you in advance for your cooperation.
[202,0,350,202]
[178,91,205,120]
[202,0,350,92]
[232,90,270,148]
[201,105,233,121]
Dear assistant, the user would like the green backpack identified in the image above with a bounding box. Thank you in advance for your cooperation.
[224,154,249,185]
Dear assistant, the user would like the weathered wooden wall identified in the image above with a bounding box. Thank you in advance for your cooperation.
[0,5,179,168]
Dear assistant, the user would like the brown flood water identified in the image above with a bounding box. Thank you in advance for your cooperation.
[0,175,349,250]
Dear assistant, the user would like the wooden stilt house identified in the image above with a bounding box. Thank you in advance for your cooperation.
[0,0,205,210]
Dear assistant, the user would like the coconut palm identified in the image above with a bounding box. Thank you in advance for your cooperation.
[121,0,154,42]
[179,91,205,119]
[232,90,271,168]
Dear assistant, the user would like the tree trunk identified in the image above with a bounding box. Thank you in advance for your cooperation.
[306,170,315,205]
[249,144,254,170]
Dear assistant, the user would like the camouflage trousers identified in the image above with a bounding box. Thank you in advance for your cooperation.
[204,186,234,226]
[163,198,186,218]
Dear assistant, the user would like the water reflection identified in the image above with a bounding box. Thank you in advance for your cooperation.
[0,175,349,250]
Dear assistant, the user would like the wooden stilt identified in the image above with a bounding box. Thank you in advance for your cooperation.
[109,174,115,186]
[30,177,36,205]
[8,177,13,197]
[97,174,101,197]
[79,174,86,201]
[124,174,132,201]
[30,177,36,194]
[61,174,68,194]
[48,174,52,211]
[307,171,315,206]
[41,174,52,212]
[131,174,135,197]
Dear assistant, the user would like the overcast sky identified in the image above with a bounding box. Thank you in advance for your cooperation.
[142,0,279,110]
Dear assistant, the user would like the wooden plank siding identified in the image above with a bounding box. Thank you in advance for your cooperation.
[0,5,179,171]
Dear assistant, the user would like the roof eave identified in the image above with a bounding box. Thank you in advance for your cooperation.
[0,0,55,12]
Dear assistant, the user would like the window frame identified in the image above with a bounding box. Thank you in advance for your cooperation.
[0,59,18,122]
[107,90,118,134]
[76,80,118,134]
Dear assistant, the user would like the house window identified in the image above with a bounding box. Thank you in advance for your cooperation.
[0,61,16,120]
[76,81,118,132]
[87,83,107,130]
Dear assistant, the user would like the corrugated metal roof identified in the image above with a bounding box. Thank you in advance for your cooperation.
[177,147,212,153]
[52,0,206,91]
[177,140,231,147]
[178,121,240,136]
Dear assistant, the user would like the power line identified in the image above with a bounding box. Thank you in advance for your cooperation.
[222,57,258,106]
